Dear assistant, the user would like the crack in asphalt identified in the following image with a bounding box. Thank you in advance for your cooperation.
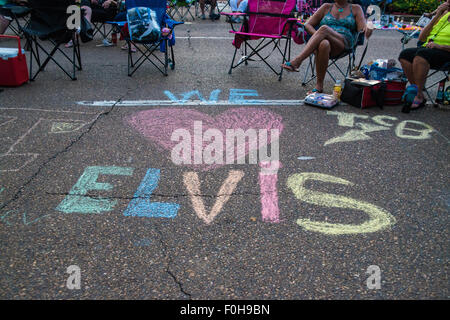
[0,92,132,212]
[44,191,270,199]
[154,225,192,300]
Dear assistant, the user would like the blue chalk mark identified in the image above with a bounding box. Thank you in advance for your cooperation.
[123,168,180,218]
[0,210,13,226]
[56,166,134,214]
[164,89,222,104]
[208,89,221,103]
[23,212,50,226]
[0,210,48,226]
[228,89,259,104]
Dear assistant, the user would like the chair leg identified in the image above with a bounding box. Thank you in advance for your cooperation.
[170,44,175,70]
[244,41,248,66]
[128,41,133,76]
[229,47,238,74]
[164,39,168,76]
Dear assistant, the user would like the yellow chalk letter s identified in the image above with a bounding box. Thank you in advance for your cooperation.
[287,173,396,235]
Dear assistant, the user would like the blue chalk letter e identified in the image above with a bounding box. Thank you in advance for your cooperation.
[123,168,180,218]
[56,166,133,214]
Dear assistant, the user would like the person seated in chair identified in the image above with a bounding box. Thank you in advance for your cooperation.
[199,0,220,20]
[398,0,450,111]
[0,0,28,35]
[66,0,118,47]
[281,0,372,94]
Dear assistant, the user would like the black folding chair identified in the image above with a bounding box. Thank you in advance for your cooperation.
[22,0,82,81]
[167,0,196,21]
[90,1,120,44]
[0,5,31,38]
[301,31,365,86]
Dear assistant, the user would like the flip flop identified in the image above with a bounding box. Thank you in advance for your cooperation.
[307,88,324,95]
[121,43,137,52]
[402,97,426,113]
[282,61,299,72]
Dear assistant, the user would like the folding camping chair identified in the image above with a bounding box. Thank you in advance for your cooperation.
[124,0,183,77]
[0,4,31,38]
[221,0,298,81]
[90,0,123,45]
[167,0,196,21]
[301,31,365,86]
[22,0,82,81]
[424,63,450,107]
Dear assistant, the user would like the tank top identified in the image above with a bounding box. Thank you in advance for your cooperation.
[319,4,357,48]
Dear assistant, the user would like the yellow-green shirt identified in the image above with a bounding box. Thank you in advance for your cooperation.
[425,12,450,47]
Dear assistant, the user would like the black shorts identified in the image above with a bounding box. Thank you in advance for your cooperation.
[399,46,450,70]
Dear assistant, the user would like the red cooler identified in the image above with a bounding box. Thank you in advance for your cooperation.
[0,35,29,86]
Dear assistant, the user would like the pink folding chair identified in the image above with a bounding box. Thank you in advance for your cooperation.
[221,0,298,81]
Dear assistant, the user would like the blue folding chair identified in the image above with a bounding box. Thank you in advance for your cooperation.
[124,0,183,77]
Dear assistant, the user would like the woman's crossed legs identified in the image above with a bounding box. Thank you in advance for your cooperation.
[282,25,346,92]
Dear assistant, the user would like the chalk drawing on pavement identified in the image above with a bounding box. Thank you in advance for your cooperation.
[325,111,436,145]
[183,170,244,225]
[287,172,396,235]
[0,108,99,173]
[77,89,304,107]
[125,108,284,171]
[0,210,50,226]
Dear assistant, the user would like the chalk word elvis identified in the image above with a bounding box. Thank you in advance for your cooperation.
[55,165,396,235]
[171,121,280,165]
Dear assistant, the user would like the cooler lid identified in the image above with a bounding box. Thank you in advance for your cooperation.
[0,48,24,60]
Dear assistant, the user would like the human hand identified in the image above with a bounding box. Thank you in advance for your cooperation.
[426,40,440,49]
[103,0,112,8]
[364,23,374,39]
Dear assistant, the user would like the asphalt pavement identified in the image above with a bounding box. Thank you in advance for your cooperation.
[0,16,448,300]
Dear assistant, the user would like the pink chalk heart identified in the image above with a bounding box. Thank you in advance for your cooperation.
[125,108,284,170]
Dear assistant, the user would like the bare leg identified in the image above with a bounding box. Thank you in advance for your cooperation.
[210,0,217,13]
[286,25,346,69]
[0,15,10,35]
[82,6,92,23]
[315,39,331,92]
[200,0,206,15]
[399,58,416,85]
[412,55,430,100]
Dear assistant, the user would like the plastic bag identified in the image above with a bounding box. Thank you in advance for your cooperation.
[127,7,161,42]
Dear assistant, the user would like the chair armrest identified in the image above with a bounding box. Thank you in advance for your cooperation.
[220,12,247,16]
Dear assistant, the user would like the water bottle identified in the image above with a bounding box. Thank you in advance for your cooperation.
[436,79,445,104]
[333,80,342,100]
